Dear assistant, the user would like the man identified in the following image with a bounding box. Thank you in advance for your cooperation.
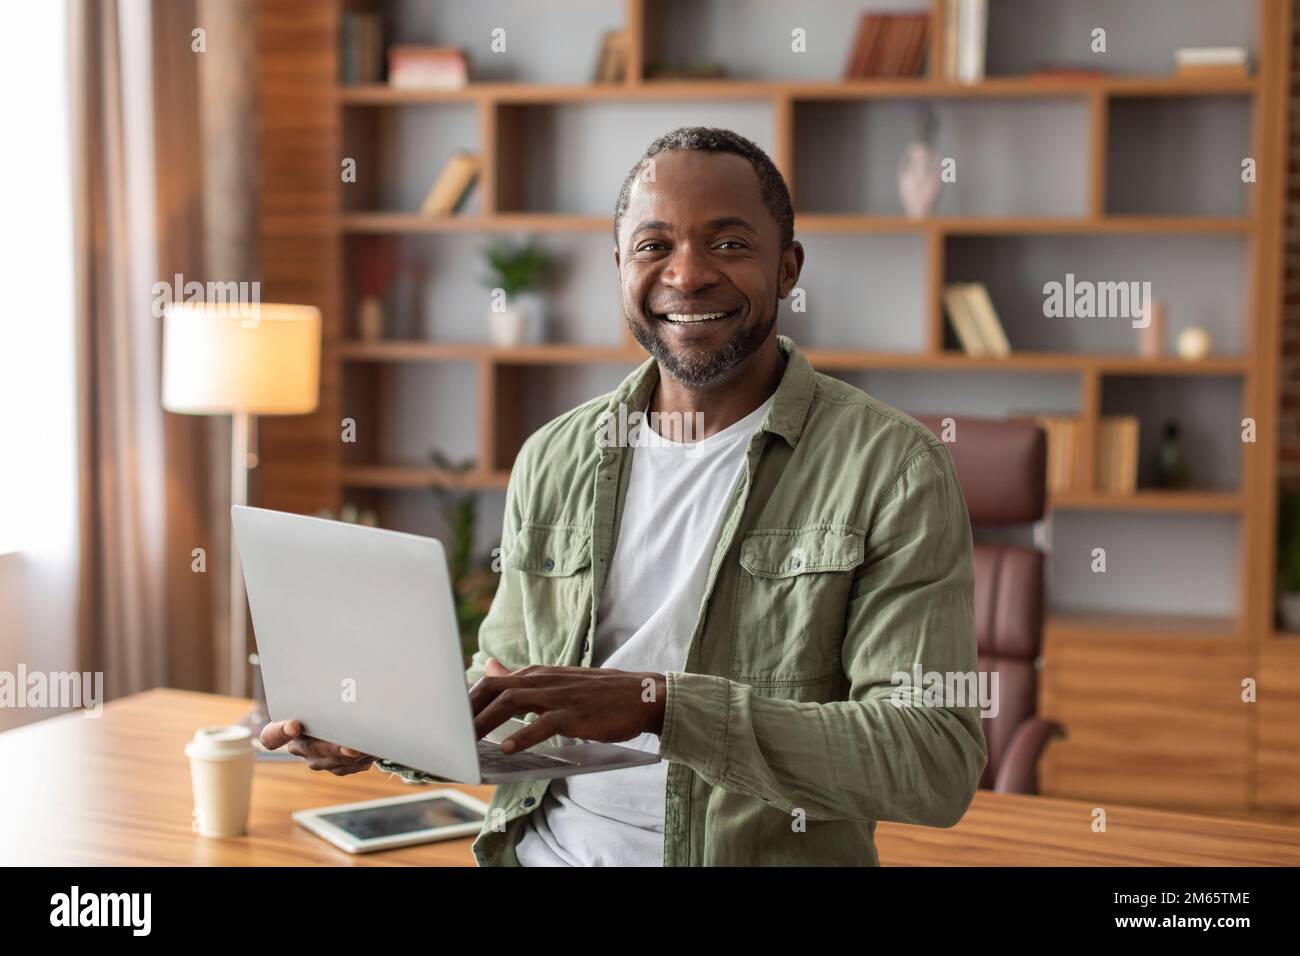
[263,127,987,866]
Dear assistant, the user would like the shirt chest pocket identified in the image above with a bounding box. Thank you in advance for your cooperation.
[730,525,865,686]
[508,523,592,665]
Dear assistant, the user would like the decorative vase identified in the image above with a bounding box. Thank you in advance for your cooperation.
[1153,421,1189,489]
[358,295,384,341]
[897,141,941,219]
[488,306,527,347]
[1279,593,1300,632]
[1137,300,1167,358]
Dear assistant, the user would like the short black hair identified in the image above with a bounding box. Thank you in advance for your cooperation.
[613,126,795,250]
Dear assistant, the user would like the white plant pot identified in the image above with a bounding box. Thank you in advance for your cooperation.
[488,307,527,347]
[515,291,547,344]
[1278,592,1300,632]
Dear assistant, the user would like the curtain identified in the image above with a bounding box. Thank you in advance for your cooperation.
[69,0,259,698]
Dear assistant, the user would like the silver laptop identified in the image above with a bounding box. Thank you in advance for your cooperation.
[231,505,659,784]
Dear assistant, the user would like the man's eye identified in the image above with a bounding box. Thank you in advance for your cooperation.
[637,242,667,252]
[716,240,747,250]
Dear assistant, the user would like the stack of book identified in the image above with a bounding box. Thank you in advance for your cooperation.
[1096,416,1140,495]
[1013,414,1081,496]
[419,152,480,217]
[1043,416,1080,495]
[843,13,930,78]
[941,0,988,83]
[339,13,383,84]
[1174,46,1250,79]
[388,46,469,90]
[943,282,1011,357]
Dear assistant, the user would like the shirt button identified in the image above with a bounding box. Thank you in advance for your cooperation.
[582,639,590,654]
[523,796,536,808]
[543,558,555,571]
[791,559,803,570]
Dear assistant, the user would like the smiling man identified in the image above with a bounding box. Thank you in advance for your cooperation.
[264,127,987,866]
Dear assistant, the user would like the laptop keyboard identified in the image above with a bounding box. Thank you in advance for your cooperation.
[477,740,577,774]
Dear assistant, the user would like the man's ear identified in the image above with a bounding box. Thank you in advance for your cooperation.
[613,244,621,270]
[778,240,805,298]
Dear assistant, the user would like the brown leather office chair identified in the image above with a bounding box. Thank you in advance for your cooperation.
[913,414,1065,794]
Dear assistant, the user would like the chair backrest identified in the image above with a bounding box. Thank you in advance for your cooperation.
[912,415,1047,790]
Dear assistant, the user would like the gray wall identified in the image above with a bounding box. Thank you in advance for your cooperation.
[352,0,1259,616]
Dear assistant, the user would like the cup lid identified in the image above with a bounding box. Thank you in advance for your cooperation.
[184,724,254,760]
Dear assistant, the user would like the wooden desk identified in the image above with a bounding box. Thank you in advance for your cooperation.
[4,688,1299,866]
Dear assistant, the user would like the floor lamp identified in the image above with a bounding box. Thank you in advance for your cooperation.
[161,302,321,708]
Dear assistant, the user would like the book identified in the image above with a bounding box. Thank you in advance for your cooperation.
[944,0,960,79]
[388,45,469,90]
[339,13,383,85]
[900,15,931,77]
[961,282,1011,357]
[845,14,880,78]
[956,0,987,84]
[844,13,929,79]
[419,152,480,217]
[1175,63,1250,80]
[593,30,629,83]
[943,284,987,356]
[1174,46,1249,67]
[1011,413,1080,495]
[1096,416,1140,494]
[876,15,904,77]
[944,283,1011,357]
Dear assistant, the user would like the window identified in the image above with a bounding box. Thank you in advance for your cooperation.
[0,2,76,556]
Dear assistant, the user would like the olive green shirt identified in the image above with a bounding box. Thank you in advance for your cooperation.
[456,335,986,865]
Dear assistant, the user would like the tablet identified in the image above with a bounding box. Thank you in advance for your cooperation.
[293,790,489,854]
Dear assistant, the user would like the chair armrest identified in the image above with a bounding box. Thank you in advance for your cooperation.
[993,717,1066,794]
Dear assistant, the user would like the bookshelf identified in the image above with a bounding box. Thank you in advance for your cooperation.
[254,0,1295,819]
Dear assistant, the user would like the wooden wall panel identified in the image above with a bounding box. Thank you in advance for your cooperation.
[1258,644,1300,809]
[254,0,343,515]
[1039,635,1252,813]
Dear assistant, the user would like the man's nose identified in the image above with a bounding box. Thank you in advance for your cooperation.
[659,243,720,293]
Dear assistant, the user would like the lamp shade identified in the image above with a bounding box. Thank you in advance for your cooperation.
[162,302,321,415]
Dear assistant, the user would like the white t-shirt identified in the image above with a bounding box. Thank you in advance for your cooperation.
[514,394,775,866]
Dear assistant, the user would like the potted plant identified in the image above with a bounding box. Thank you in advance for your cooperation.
[430,450,500,664]
[481,238,550,346]
[1277,490,1300,631]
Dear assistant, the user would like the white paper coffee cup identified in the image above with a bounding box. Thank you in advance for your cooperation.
[185,725,255,838]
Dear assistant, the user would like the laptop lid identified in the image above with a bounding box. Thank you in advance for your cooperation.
[231,505,481,783]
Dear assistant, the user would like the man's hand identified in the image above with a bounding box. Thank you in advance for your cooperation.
[470,658,668,754]
[260,719,375,776]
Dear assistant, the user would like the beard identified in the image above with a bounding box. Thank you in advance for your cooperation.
[625,298,779,389]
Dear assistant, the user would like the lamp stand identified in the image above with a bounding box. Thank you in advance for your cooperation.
[231,412,272,741]
[229,410,250,700]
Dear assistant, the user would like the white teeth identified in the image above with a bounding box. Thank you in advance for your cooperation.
[665,311,729,323]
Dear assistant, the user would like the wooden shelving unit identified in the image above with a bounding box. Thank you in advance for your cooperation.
[335,74,1260,105]
[254,0,1296,818]
[342,211,1253,235]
